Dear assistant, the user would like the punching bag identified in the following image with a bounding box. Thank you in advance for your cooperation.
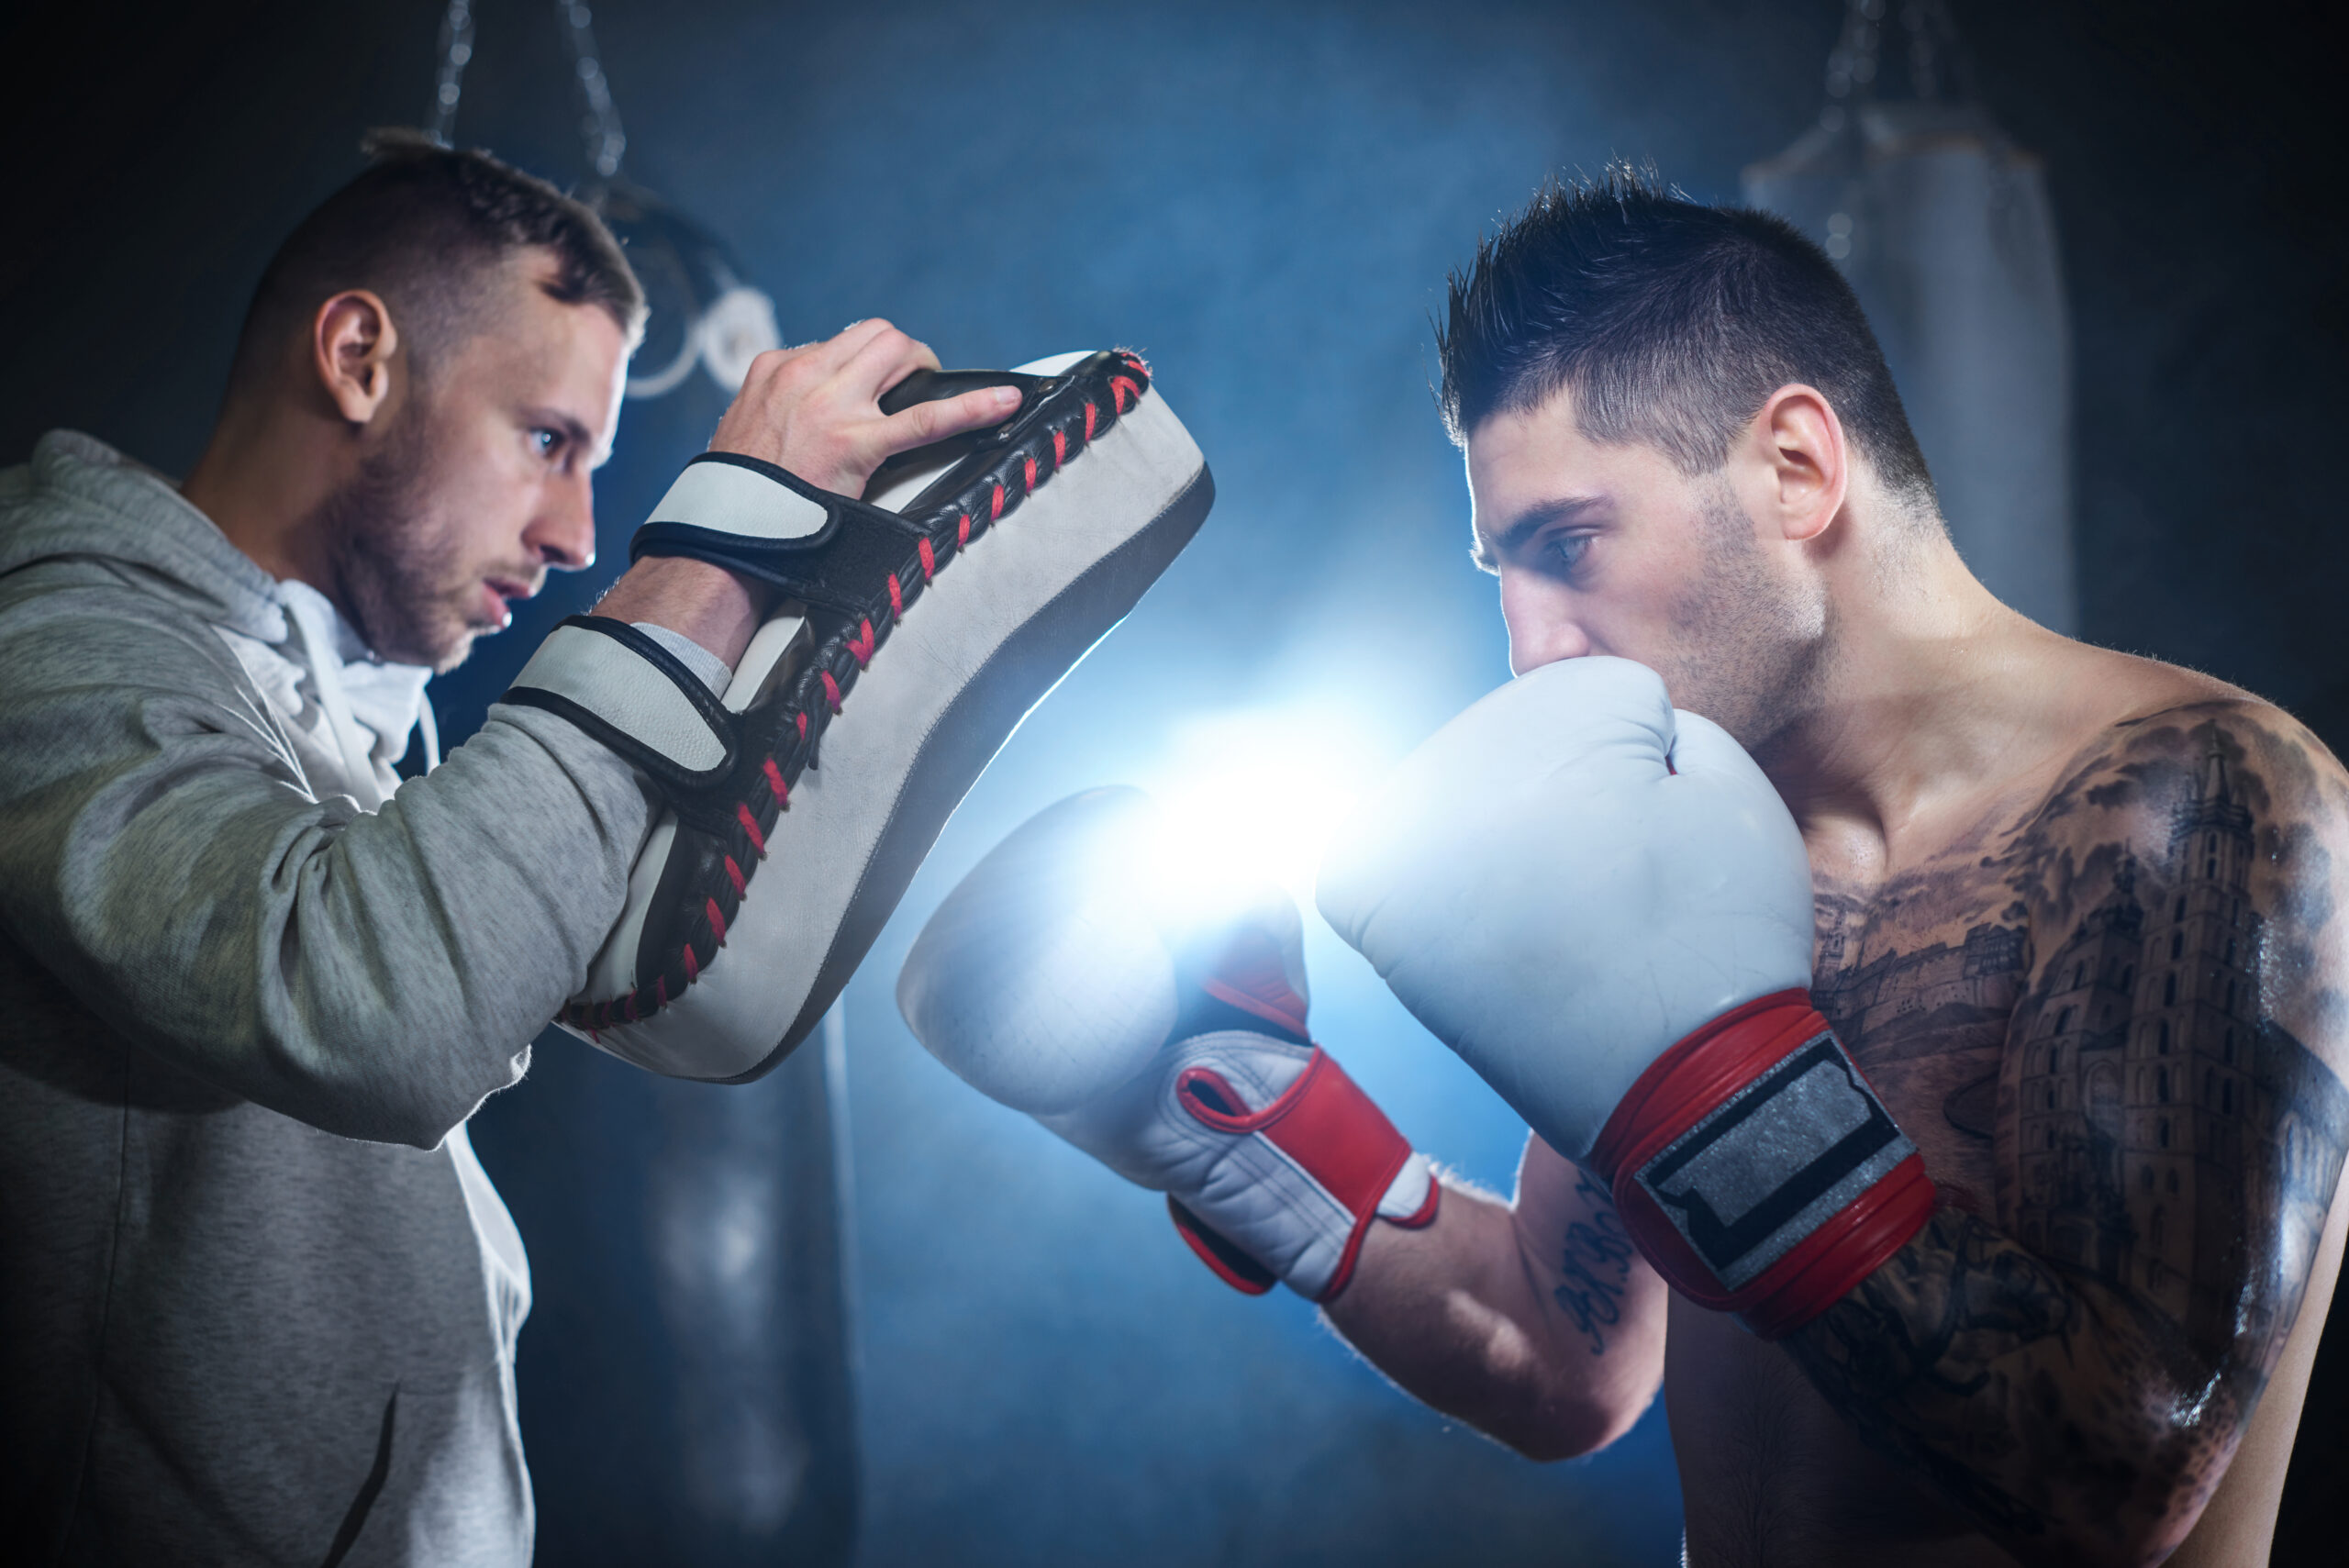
[1742,3,2076,633]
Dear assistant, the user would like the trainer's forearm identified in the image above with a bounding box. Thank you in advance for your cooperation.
[1325,1172,1665,1462]
[595,557,770,669]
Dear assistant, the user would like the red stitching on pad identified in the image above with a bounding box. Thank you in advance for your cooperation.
[575,355,1151,1029]
[735,801,767,857]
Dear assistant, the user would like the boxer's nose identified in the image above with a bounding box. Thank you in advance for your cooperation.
[1500,568,1592,675]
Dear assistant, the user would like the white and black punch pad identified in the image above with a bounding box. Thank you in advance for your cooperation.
[507,350,1212,1081]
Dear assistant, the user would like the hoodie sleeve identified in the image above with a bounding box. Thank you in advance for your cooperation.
[0,569,652,1148]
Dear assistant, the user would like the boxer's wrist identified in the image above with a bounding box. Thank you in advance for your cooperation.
[1586,990,1934,1339]
[1160,1040,1439,1303]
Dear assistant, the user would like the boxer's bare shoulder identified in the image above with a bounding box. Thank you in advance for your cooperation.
[1673,657,2349,1565]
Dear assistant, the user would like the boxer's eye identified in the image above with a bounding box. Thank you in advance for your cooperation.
[531,428,564,460]
[1545,533,1592,577]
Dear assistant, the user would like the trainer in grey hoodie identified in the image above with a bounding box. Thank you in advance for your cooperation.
[0,430,660,1565]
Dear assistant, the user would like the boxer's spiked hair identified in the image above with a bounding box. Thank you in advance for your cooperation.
[1439,166,1936,516]
[227,128,644,393]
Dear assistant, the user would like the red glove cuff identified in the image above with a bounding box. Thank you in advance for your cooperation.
[1166,1047,1439,1302]
[1586,990,1934,1339]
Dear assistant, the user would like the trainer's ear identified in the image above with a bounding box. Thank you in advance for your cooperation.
[1742,384,1848,546]
[311,290,400,427]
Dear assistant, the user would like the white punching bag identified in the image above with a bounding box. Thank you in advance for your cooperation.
[1742,1,2076,634]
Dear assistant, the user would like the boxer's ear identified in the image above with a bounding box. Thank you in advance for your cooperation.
[1746,384,1848,546]
[311,290,400,427]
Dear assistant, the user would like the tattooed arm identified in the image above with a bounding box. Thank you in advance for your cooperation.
[1783,705,2349,1566]
[1323,1132,1670,1460]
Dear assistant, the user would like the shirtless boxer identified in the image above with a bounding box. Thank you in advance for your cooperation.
[0,134,1075,1562]
[900,173,2349,1565]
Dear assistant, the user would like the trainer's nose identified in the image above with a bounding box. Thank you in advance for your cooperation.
[528,469,597,572]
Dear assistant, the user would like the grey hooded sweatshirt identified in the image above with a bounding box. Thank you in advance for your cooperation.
[0,432,658,1565]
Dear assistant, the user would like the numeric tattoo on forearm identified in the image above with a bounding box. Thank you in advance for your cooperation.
[1555,1170,1637,1354]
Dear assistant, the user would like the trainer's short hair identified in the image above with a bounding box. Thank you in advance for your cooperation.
[228,128,644,392]
[1439,166,1936,516]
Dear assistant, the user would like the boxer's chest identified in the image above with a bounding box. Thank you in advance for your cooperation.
[1809,833,2035,1215]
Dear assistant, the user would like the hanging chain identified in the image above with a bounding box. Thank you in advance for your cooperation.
[426,0,478,144]
[1822,0,1884,126]
[556,1,628,181]
[1823,0,1975,128]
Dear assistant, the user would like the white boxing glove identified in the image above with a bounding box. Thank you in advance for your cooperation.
[1318,658,1932,1338]
[898,788,1436,1300]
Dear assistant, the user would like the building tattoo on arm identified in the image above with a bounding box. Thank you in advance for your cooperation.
[1555,1169,1637,1354]
[1785,712,2349,1558]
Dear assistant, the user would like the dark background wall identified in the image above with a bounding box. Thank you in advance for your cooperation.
[6,2,2344,1562]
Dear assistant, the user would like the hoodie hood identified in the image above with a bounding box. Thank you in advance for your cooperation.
[0,429,290,641]
[0,430,435,806]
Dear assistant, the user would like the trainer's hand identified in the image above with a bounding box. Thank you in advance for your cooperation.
[708,318,1020,496]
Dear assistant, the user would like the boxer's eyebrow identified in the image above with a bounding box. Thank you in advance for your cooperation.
[1471,495,1604,573]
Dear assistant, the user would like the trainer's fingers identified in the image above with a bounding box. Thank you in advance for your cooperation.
[841,325,941,403]
[877,384,1022,454]
[796,317,896,375]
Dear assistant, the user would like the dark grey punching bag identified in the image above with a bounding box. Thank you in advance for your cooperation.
[1742,0,2076,633]
[647,1010,862,1561]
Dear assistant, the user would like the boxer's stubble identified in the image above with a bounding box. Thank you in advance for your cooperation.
[1653,479,1831,760]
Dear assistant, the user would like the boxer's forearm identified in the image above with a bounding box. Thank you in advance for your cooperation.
[1324,1167,1666,1461]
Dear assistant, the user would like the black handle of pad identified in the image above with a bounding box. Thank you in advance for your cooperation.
[878,367,1054,417]
[870,366,1065,492]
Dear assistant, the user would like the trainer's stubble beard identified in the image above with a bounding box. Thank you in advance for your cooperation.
[1647,480,1832,762]
[311,399,496,673]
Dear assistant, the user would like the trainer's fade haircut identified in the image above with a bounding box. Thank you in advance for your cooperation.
[1438,165,1938,518]
[228,128,645,394]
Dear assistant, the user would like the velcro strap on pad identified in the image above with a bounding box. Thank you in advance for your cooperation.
[631,451,924,611]
[506,617,736,790]
[646,452,830,541]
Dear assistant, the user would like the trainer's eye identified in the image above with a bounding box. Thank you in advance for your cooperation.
[531,428,564,459]
[1546,534,1591,576]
